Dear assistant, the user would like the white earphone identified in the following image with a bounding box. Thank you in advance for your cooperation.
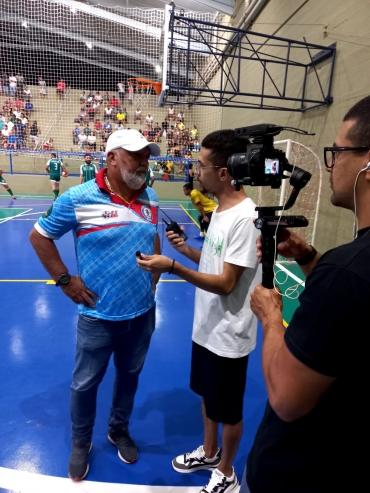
[353,163,370,238]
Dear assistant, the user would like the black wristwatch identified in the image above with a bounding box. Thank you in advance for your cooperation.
[295,246,317,266]
[55,273,71,287]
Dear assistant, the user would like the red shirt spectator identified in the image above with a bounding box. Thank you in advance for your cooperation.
[109,98,119,107]
[57,80,66,91]
[94,121,102,132]
[14,99,23,109]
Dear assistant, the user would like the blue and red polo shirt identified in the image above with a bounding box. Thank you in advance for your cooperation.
[35,168,158,320]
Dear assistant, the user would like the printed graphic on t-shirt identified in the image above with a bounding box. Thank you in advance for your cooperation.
[203,230,224,257]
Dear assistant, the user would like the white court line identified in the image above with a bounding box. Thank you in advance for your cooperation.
[0,195,53,200]
[0,203,53,207]
[10,211,46,216]
[0,208,32,224]
[276,262,305,287]
[0,466,213,493]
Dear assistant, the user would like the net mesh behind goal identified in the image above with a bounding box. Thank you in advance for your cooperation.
[0,0,221,177]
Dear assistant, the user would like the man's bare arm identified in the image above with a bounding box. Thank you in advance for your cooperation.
[29,228,98,306]
[137,255,246,296]
[250,285,336,422]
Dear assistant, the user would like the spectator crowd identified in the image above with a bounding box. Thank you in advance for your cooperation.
[0,74,201,169]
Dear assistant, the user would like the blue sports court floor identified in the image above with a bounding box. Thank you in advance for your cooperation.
[0,193,305,493]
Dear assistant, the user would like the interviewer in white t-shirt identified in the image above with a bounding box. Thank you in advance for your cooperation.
[136,129,261,493]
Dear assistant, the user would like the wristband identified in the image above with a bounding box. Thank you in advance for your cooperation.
[295,246,317,266]
[168,259,175,274]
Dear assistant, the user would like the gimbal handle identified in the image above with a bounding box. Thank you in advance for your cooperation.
[255,215,309,289]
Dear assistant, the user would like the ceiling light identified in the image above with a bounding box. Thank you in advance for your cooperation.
[86,42,93,49]
[155,65,162,73]
[22,21,28,28]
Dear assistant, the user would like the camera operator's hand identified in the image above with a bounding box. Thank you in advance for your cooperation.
[250,283,283,325]
[166,227,188,255]
[256,229,311,263]
[202,215,210,223]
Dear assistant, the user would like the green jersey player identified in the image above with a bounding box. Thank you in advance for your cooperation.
[79,153,98,184]
[45,152,67,200]
[0,168,16,199]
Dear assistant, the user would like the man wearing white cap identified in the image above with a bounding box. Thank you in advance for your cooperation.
[29,129,161,481]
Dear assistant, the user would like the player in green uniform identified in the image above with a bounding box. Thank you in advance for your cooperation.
[79,153,98,184]
[45,153,67,200]
[0,168,16,199]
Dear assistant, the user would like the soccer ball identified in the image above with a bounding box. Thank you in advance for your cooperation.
[62,171,68,177]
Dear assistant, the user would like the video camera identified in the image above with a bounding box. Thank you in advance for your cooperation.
[227,124,314,289]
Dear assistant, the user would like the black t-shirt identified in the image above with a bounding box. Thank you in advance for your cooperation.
[247,228,370,493]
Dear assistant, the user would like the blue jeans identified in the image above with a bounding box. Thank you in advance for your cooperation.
[10,86,15,97]
[70,306,155,440]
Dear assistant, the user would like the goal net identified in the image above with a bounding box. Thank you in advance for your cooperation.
[0,0,222,181]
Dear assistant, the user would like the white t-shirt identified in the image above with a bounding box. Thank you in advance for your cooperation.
[168,107,174,115]
[192,198,261,358]
[117,83,125,92]
[78,134,87,142]
[6,121,14,131]
[9,76,17,87]
[135,110,141,116]
[146,115,153,123]
[105,108,112,115]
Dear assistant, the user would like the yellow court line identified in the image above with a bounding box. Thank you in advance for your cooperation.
[159,279,186,282]
[179,204,200,228]
[0,280,51,283]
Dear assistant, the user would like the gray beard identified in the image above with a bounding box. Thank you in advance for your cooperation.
[120,167,146,190]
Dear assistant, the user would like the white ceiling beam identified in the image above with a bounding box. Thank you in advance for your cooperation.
[50,0,161,38]
[2,14,157,66]
[0,42,141,77]
[192,0,234,15]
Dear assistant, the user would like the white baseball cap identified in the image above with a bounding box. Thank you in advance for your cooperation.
[105,129,161,156]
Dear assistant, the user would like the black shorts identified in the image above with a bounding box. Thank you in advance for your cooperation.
[190,341,249,424]
[198,212,213,233]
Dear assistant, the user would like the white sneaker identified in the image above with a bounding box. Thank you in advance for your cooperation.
[200,467,239,493]
[199,231,205,237]
[172,445,221,473]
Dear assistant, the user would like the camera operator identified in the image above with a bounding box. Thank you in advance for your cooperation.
[137,130,261,493]
[241,95,370,493]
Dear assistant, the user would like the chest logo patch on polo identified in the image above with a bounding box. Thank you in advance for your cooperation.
[141,205,153,222]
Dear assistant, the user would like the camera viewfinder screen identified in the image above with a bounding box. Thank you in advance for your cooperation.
[265,158,279,175]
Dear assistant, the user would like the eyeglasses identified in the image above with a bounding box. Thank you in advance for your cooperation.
[195,164,223,172]
[324,146,370,169]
